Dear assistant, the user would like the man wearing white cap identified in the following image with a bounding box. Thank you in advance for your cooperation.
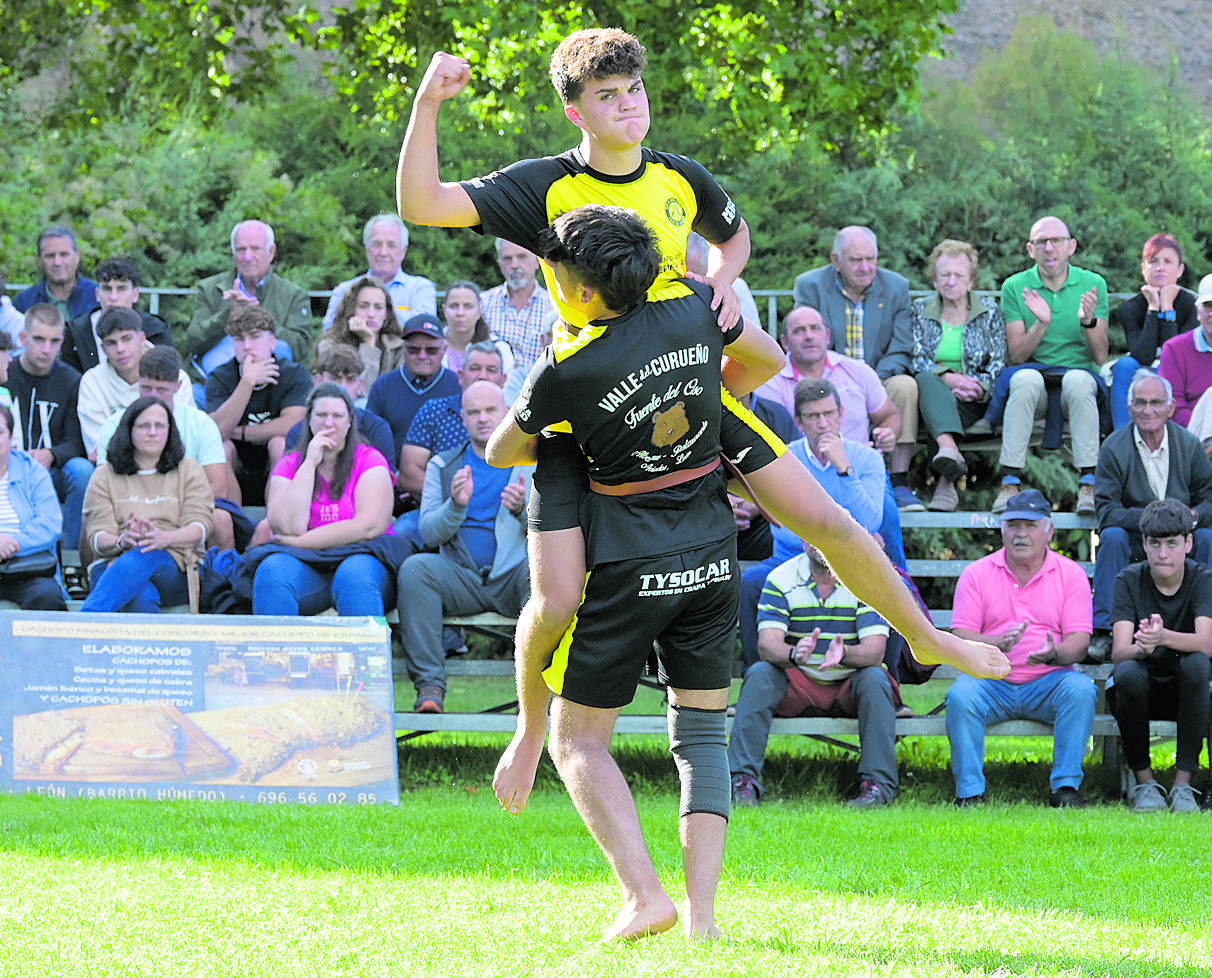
[1159,273,1212,433]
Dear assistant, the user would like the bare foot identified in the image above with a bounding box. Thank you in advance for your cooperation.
[684,921,724,941]
[492,729,545,815]
[910,629,1010,679]
[602,898,678,942]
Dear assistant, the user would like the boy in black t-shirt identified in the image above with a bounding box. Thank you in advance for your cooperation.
[1110,497,1212,813]
[205,306,310,506]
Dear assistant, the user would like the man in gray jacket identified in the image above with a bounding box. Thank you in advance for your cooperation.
[184,220,314,386]
[1091,370,1212,657]
[793,226,920,508]
[397,380,532,713]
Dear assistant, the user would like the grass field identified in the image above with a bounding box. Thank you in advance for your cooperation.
[3,675,1210,977]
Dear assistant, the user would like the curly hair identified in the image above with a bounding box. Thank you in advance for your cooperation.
[106,396,185,475]
[549,28,647,104]
[226,305,278,338]
[926,239,979,284]
[536,204,659,312]
[95,256,142,287]
[324,277,402,357]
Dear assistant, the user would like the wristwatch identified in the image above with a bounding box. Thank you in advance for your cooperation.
[837,467,852,477]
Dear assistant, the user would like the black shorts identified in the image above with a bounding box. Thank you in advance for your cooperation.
[526,430,588,533]
[720,387,787,474]
[526,390,787,534]
[542,537,740,709]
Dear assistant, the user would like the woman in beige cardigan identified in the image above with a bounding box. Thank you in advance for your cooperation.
[82,396,213,612]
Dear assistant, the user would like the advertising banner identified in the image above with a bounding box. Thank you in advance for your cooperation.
[0,611,398,806]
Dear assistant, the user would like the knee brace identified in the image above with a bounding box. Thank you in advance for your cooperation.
[667,704,730,820]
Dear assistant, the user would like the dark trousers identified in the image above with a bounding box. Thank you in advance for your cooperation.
[1108,655,1211,773]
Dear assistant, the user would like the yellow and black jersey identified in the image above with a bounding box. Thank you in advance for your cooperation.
[462,147,741,331]
[513,280,740,564]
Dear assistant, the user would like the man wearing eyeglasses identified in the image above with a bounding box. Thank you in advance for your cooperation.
[737,377,886,672]
[366,313,460,510]
[1088,370,1212,660]
[1090,370,1212,664]
[993,215,1109,517]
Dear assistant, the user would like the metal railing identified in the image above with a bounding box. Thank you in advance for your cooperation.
[5,284,1141,336]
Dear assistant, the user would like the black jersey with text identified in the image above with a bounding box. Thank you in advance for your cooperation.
[513,280,741,565]
[462,147,741,331]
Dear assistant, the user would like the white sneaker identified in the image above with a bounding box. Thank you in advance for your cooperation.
[1128,780,1167,813]
[1169,782,1199,813]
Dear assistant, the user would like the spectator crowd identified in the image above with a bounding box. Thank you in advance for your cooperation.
[4,213,1212,811]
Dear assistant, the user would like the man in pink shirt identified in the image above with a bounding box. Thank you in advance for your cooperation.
[756,305,899,450]
[946,489,1096,807]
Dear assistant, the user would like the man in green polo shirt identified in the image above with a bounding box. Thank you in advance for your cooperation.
[994,215,1109,516]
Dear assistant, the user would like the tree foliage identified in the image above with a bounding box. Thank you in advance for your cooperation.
[4,0,957,159]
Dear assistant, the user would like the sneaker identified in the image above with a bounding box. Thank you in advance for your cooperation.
[953,793,986,808]
[930,446,968,482]
[1076,478,1096,517]
[991,478,1022,516]
[892,484,926,512]
[1086,632,1112,663]
[1048,786,1086,808]
[63,568,88,601]
[731,774,759,807]
[1169,782,1200,813]
[846,780,894,808]
[414,683,445,714]
[1127,780,1168,813]
[928,479,959,512]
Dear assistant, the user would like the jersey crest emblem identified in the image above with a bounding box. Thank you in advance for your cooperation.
[652,401,689,447]
[664,197,687,227]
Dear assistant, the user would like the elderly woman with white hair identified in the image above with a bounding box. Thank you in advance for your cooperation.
[909,239,1007,511]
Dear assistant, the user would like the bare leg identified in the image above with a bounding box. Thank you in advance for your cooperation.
[211,507,235,551]
[549,696,678,942]
[680,814,725,940]
[936,432,963,456]
[889,443,914,477]
[220,441,242,505]
[248,518,272,549]
[1132,766,1156,785]
[668,686,729,941]
[493,527,586,815]
[742,454,1009,679]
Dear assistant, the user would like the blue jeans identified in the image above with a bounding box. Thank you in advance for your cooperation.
[945,670,1096,798]
[82,549,187,613]
[1093,527,1212,630]
[879,477,907,572]
[1110,355,1142,429]
[739,557,780,671]
[51,456,94,551]
[251,552,394,616]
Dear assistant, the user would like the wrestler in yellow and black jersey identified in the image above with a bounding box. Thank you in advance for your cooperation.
[463,147,740,334]
[511,279,744,706]
[464,146,787,534]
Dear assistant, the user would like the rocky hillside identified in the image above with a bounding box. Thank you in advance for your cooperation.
[936,0,1212,114]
